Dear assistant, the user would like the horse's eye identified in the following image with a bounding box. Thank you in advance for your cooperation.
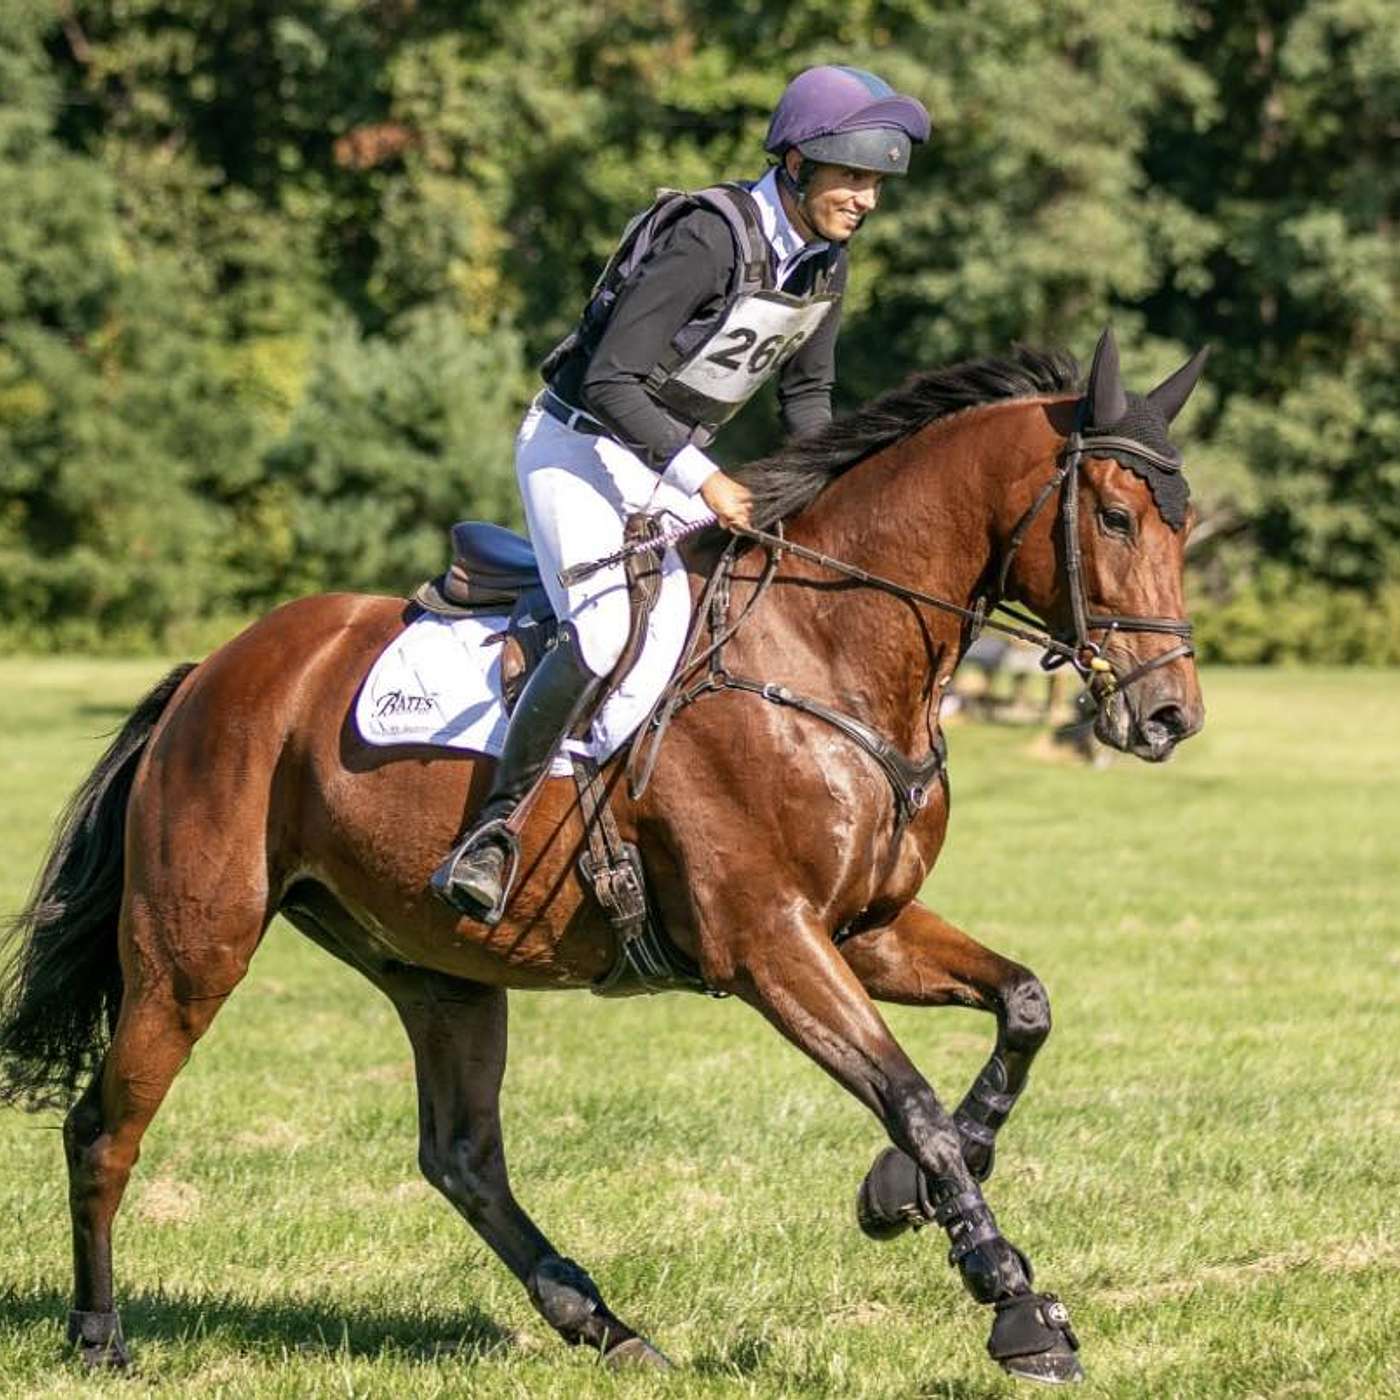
[1099,506,1133,535]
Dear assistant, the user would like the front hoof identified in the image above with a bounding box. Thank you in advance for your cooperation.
[988,1293,1082,1386]
[1000,1346,1085,1385]
[604,1335,674,1370]
[68,1310,130,1370]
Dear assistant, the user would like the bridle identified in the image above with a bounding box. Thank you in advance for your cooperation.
[991,420,1195,699]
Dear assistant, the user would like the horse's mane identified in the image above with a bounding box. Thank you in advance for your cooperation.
[733,345,1081,525]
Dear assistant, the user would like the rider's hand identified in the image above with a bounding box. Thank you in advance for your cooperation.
[700,471,755,532]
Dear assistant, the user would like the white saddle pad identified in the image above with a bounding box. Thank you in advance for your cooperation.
[355,605,687,774]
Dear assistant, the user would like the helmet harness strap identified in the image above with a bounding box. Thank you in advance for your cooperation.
[776,152,820,227]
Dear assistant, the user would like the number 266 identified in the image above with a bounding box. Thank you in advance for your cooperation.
[705,327,807,374]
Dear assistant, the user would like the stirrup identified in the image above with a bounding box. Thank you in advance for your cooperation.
[430,819,521,925]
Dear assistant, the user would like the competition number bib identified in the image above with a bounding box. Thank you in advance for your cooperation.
[670,293,836,408]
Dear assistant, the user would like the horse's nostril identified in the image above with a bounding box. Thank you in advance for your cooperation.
[1148,703,1187,738]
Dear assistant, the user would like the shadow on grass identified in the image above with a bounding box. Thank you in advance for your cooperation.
[912,1384,1012,1399]
[2,1285,515,1365]
[690,1337,1011,1395]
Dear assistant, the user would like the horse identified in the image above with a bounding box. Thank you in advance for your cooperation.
[0,329,1206,1385]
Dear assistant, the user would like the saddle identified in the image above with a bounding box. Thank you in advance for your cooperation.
[414,522,557,709]
[414,520,711,998]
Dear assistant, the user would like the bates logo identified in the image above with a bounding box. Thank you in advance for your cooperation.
[373,688,438,718]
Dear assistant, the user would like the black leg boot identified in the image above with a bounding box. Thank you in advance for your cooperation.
[431,626,604,921]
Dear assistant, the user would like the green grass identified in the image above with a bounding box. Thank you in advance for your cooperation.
[1,658,1397,1397]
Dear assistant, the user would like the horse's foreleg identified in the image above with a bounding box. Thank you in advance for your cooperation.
[841,900,1051,1185]
[388,974,670,1370]
[724,917,1079,1384]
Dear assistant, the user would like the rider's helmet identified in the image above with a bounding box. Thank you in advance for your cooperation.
[764,65,931,183]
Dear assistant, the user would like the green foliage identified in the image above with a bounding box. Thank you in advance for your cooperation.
[259,310,528,599]
[1194,566,1400,664]
[0,0,1397,655]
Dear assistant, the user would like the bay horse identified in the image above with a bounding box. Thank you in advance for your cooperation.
[0,330,1205,1385]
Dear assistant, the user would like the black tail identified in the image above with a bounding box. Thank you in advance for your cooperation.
[0,663,196,1112]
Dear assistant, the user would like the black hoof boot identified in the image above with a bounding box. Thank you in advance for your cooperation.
[987,1292,1083,1385]
[68,1310,129,1370]
[855,1133,999,1240]
[856,1146,932,1240]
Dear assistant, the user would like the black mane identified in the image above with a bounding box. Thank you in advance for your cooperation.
[732,345,1081,526]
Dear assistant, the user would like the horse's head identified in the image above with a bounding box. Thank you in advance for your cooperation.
[1005,329,1207,761]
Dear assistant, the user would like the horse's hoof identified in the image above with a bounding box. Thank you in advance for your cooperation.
[988,1292,1082,1386]
[604,1335,674,1370]
[855,1146,928,1240]
[68,1310,130,1370]
[999,1346,1084,1385]
[1002,1344,1086,1388]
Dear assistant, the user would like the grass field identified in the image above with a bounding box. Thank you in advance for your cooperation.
[1,658,1397,1398]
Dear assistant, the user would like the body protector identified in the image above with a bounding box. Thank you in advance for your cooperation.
[542,184,842,445]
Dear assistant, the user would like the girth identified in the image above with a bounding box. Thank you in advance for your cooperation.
[570,753,717,998]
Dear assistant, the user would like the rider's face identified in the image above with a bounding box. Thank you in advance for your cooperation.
[784,152,884,243]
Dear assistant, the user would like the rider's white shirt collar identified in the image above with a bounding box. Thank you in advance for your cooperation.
[750,168,829,288]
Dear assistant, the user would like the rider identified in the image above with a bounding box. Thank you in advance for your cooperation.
[432,65,931,919]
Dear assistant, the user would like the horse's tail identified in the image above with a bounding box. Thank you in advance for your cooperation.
[0,662,197,1113]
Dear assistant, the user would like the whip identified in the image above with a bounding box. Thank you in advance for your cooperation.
[557,515,719,587]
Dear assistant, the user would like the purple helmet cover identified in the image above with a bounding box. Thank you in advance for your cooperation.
[765,66,931,158]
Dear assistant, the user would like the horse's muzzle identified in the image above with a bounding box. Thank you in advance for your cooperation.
[1134,698,1198,761]
[1093,682,1203,761]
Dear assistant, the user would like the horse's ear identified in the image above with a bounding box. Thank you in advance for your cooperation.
[1146,346,1210,424]
[1086,327,1128,428]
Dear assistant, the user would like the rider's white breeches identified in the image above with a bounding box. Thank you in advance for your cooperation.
[515,400,712,676]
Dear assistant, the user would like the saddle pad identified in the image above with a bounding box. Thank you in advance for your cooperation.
[355,604,689,773]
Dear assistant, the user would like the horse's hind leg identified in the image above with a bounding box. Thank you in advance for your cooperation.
[840,901,1051,1193]
[65,895,265,1367]
[386,972,670,1369]
[280,890,669,1369]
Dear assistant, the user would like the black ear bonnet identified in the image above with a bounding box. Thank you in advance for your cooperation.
[1083,391,1190,531]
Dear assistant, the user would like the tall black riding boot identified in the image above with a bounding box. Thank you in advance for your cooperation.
[431,626,604,921]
